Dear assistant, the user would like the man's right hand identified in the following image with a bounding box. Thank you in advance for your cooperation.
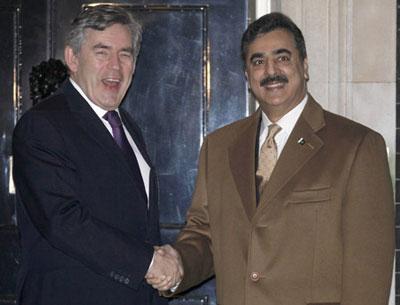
[145,244,184,291]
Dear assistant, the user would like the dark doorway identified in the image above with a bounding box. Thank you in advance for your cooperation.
[0,1,249,304]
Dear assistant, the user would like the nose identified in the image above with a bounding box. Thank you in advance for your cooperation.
[108,52,121,70]
[264,58,277,76]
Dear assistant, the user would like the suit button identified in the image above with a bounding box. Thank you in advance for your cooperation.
[114,274,120,280]
[119,276,125,283]
[250,272,260,282]
[124,278,130,285]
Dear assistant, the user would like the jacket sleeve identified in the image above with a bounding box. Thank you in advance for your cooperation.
[12,111,154,290]
[341,131,394,305]
[172,137,215,294]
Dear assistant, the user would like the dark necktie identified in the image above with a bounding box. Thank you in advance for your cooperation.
[103,110,146,198]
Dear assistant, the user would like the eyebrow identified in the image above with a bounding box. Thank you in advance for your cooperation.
[249,52,264,62]
[273,48,292,56]
[249,48,292,62]
[93,43,111,50]
[121,47,134,54]
[93,43,134,54]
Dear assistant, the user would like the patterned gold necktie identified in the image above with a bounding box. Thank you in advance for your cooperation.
[256,124,281,195]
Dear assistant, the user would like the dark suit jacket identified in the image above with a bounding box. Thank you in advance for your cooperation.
[12,81,167,305]
[172,95,395,305]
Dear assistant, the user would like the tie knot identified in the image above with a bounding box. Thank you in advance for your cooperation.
[103,110,122,128]
[267,124,281,140]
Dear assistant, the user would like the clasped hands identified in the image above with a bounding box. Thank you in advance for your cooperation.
[145,244,183,291]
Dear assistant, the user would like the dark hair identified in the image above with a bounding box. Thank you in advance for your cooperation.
[65,5,142,60]
[241,12,307,65]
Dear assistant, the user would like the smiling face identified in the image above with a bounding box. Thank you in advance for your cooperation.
[245,29,309,122]
[65,23,135,111]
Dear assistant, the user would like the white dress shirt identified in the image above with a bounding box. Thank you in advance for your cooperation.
[258,94,308,159]
[69,79,151,205]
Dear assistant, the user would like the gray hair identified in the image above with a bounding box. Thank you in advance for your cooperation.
[65,5,142,60]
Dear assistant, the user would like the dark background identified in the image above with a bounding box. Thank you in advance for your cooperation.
[0,1,249,304]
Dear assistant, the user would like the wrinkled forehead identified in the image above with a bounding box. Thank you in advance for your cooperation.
[82,24,133,47]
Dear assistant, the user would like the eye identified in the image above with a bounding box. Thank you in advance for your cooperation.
[95,50,108,57]
[251,58,264,66]
[277,55,290,62]
[120,52,133,59]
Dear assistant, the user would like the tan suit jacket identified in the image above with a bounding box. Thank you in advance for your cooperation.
[173,96,394,305]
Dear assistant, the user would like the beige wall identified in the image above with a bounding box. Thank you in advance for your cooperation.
[275,0,396,180]
[254,0,396,304]
[254,0,396,177]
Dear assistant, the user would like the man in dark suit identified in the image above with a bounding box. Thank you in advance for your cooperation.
[13,5,181,305]
[153,12,395,305]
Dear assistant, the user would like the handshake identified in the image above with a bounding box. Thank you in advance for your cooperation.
[145,244,184,292]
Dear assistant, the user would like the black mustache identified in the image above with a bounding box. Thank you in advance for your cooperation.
[260,75,288,87]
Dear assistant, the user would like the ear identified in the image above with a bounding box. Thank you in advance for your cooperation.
[303,57,309,81]
[244,70,252,92]
[132,61,136,75]
[64,46,79,74]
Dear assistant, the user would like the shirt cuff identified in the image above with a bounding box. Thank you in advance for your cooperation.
[170,281,181,293]
[147,251,156,273]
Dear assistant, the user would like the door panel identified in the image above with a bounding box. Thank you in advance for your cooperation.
[0,1,249,304]
[122,5,207,225]
[0,2,20,304]
[0,2,19,226]
[119,4,247,303]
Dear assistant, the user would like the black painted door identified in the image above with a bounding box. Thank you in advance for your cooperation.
[0,1,249,304]
[0,1,21,304]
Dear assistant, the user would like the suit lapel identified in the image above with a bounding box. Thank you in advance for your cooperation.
[228,110,261,220]
[119,110,160,241]
[119,109,152,166]
[119,108,157,207]
[63,81,120,156]
[256,96,326,213]
[63,81,148,202]
[146,171,161,244]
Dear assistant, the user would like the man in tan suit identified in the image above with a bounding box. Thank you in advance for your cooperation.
[149,12,395,305]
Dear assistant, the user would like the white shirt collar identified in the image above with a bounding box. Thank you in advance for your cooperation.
[259,94,308,158]
[69,78,119,119]
[261,94,308,136]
